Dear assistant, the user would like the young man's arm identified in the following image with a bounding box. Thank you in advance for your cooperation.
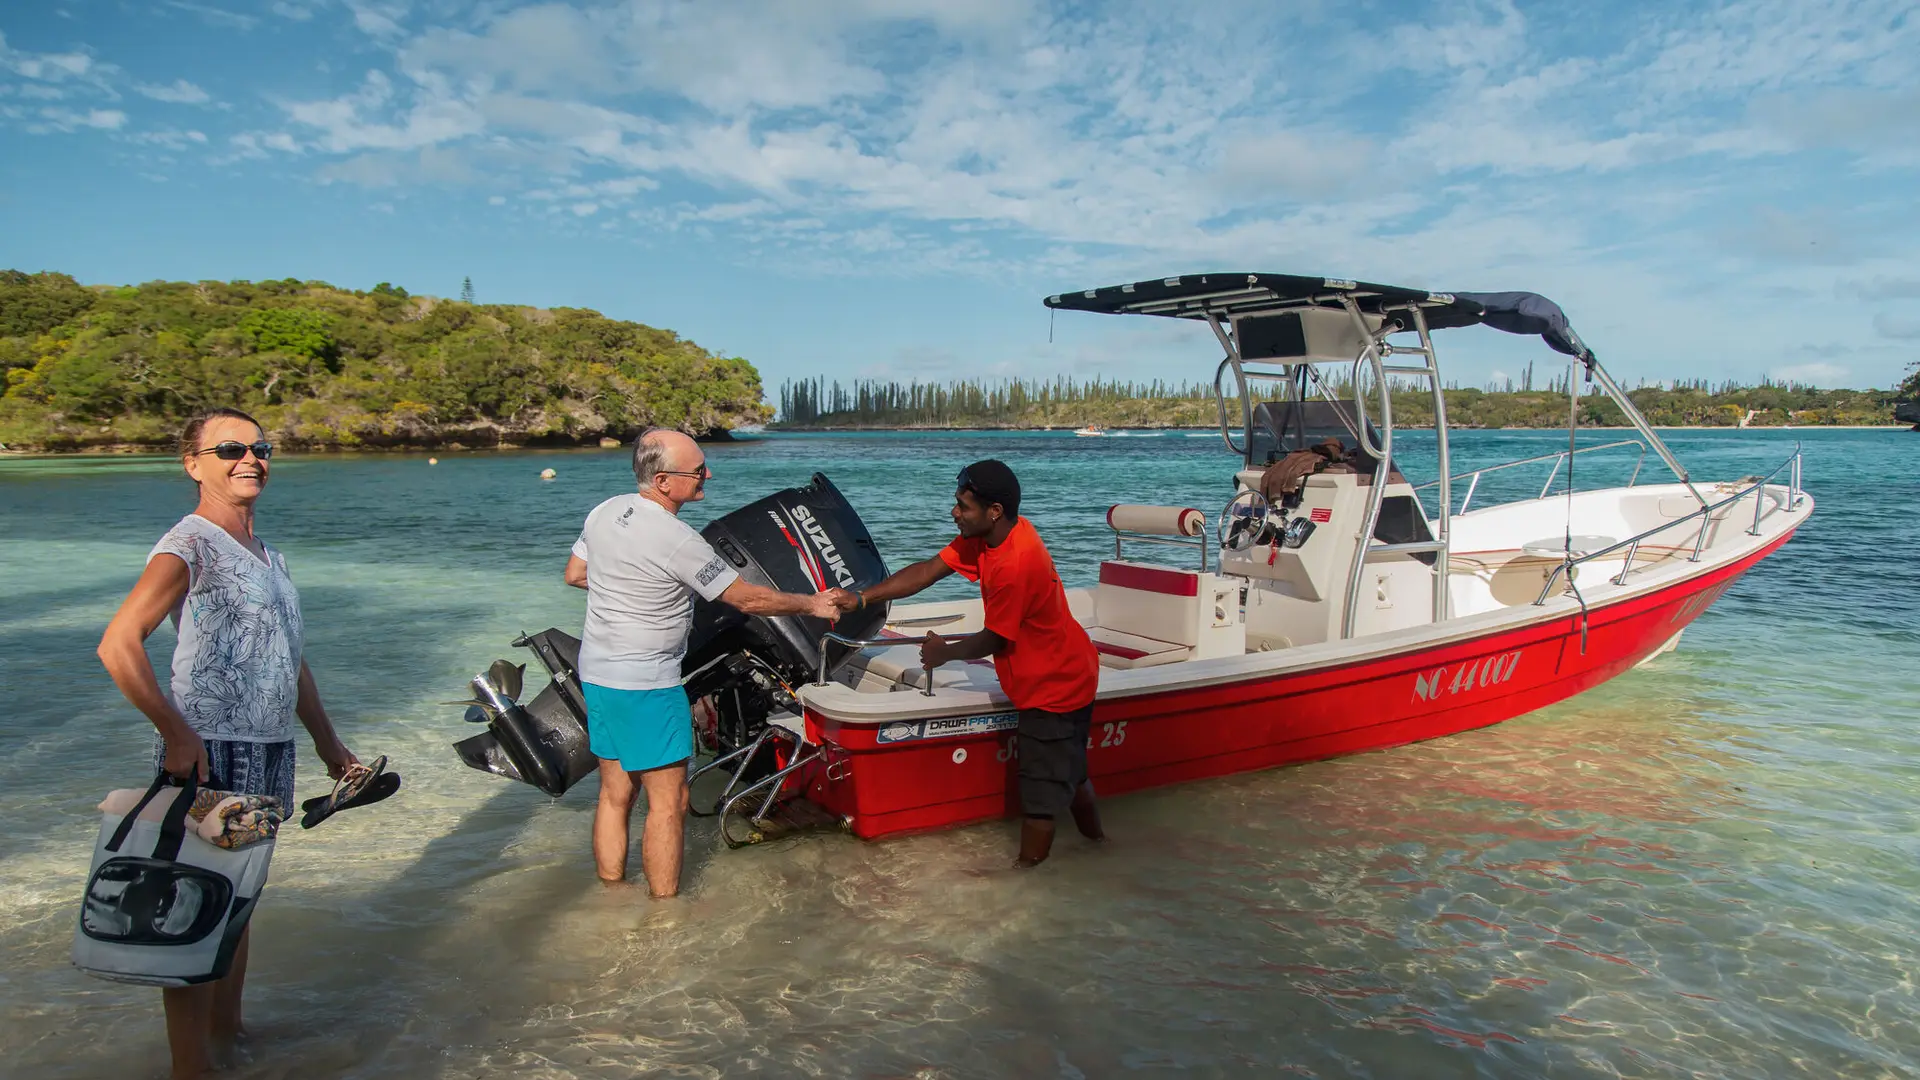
[921,627,1005,668]
[844,555,954,611]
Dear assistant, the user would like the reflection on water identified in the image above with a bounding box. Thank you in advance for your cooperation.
[1,428,1917,1078]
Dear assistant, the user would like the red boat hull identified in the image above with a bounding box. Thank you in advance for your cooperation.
[797,530,1793,841]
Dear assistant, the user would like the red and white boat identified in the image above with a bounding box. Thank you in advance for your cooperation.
[450,274,1810,847]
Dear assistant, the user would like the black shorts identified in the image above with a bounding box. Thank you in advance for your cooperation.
[1017,704,1093,818]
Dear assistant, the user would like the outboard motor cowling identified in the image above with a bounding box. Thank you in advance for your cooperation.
[685,472,891,688]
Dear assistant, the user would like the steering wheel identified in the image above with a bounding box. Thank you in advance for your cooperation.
[1216,489,1272,553]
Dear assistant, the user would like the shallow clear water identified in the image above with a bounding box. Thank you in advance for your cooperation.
[2,427,1916,1078]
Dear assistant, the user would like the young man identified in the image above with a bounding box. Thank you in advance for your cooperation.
[566,427,844,897]
[836,459,1104,867]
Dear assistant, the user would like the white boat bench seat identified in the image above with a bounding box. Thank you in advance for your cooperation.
[1088,559,1246,669]
[1520,534,1618,559]
[1088,626,1190,669]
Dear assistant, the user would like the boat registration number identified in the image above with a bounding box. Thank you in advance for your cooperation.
[1412,650,1522,703]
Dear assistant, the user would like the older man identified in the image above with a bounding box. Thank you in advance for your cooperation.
[566,427,842,896]
[835,459,1103,868]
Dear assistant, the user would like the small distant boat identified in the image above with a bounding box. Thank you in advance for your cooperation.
[1073,424,1107,437]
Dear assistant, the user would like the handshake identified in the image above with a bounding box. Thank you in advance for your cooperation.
[806,587,868,621]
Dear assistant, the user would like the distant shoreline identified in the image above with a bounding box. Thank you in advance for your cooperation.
[4,423,1908,457]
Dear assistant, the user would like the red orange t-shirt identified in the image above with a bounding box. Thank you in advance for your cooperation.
[939,517,1099,713]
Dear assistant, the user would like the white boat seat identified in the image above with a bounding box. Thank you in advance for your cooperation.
[1088,626,1189,669]
[1521,534,1618,559]
[1089,559,1245,668]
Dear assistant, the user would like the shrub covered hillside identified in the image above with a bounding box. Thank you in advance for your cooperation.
[0,271,772,450]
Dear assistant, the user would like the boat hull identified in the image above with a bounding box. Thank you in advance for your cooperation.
[798,527,1794,840]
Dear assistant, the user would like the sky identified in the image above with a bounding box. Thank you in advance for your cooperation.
[1,0,1917,397]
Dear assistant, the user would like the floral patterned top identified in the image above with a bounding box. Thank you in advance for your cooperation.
[149,514,304,743]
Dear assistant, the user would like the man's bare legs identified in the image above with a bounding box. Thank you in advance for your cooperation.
[593,758,639,882]
[592,756,691,896]
[1015,782,1104,869]
[1069,780,1104,841]
[637,762,690,897]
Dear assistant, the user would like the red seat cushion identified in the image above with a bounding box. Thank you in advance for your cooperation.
[1098,561,1199,597]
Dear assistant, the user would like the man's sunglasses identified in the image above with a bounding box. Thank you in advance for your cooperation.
[192,440,273,461]
[657,464,710,479]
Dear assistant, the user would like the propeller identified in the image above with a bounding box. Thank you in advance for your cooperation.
[487,659,525,702]
[442,659,528,721]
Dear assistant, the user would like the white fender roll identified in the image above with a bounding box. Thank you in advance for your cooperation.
[1107,504,1205,537]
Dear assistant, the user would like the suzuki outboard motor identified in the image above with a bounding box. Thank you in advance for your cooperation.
[450,472,891,795]
[680,473,890,766]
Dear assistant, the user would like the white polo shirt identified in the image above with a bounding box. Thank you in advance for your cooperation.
[571,494,740,690]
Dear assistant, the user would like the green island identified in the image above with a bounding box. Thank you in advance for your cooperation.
[0,270,770,451]
[3,270,1916,452]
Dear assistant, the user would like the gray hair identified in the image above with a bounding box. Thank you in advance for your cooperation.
[631,427,672,487]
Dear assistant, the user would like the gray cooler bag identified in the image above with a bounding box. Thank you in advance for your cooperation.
[72,774,274,986]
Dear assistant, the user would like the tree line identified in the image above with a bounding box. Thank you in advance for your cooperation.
[776,372,1911,429]
[0,270,771,450]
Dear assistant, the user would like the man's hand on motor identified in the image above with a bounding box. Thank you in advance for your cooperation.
[807,590,843,622]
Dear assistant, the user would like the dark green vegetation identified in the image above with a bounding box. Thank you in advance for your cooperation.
[777,373,1907,430]
[0,271,770,451]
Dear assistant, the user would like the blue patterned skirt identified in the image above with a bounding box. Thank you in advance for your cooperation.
[153,737,298,810]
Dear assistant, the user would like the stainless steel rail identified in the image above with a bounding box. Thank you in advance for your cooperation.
[815,631,974,696]
[1412,439,1647,515]
[1531,444,1803,605]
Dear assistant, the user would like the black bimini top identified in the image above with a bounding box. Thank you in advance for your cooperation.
[1044,273,1594,360]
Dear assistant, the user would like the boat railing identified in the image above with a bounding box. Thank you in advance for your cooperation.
[1532,443,1804,604]
[815,631,973,696]
[1412,439,1646,516]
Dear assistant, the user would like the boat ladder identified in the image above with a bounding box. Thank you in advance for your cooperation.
[688,712,826,848]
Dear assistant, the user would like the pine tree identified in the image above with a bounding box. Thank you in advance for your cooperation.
[460,276,475,304]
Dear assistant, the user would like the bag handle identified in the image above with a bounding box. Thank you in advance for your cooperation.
[104,771,199,859]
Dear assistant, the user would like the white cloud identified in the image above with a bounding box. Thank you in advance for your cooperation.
[20,106,124,134]
[346,1,409,41]
[163,1,258,31]
[1855,277,1920,301]
[1769,361,1848,384]
[0,31,102,84]
[282,70,484,152]
[136,78,212,105]
[127,128,209,149]
[1874,314,1920,340]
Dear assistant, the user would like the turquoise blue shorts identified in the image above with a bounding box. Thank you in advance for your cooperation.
[581,683,694,773]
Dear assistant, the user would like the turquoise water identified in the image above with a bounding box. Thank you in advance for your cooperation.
[1,427,1916,1078]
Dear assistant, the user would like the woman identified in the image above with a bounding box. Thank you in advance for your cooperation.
[97,407,360,1080]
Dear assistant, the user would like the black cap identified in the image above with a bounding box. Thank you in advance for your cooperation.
[957,459,1020,518]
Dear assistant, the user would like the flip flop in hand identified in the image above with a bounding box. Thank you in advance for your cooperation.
[300,755,401,829]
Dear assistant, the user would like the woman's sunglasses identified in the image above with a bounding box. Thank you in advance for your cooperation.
[192,440,274,461]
